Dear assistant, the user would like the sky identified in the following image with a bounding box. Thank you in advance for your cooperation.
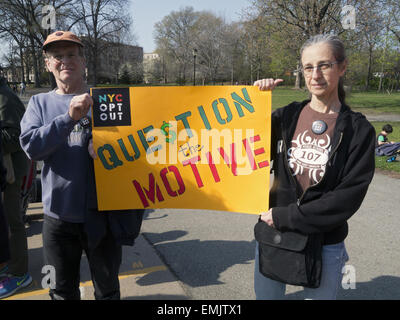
[130,0,252,53]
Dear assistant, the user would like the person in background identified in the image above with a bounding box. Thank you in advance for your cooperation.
[0,74,31,299]
[19,82,26,96]
[376,124,395,146]
[375,124,400,160]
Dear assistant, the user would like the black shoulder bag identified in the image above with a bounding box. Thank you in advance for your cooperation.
[254,220,323,288]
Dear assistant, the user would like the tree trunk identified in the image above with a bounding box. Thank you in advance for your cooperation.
[18,47,25,84]
[250,62,253,84]
[365,47,373,91]
[91,42,98,86]
[295,61,302,89]
[29,36,41,88]
[231,62,234,85]
[378,61,384,92]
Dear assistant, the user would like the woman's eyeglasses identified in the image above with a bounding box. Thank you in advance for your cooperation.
[302,61,338,76]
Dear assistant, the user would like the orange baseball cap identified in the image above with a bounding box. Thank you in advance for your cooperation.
[43,31,83,50]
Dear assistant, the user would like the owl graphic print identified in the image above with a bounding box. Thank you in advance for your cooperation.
[287,104,339,192]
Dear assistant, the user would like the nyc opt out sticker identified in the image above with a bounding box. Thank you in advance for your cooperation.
[91,87,132,127]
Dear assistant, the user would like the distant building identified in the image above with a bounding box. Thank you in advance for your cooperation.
[144,53,160,61]
[82,38,144,84]
[143,52,163,84]
[3,65,35,84]
[3,67,21,83]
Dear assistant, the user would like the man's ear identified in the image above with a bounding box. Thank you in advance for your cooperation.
[44,56,51,72]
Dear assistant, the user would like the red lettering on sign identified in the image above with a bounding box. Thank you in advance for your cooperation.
[131,132,269,208]
[242,138,257,171]
[182,156,203,188]
[218,144,238,176]
[247,135,269,169]
[160,166,185,197]
[132,173,164,207]
[205,151,221,183]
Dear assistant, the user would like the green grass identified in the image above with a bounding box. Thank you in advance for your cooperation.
[269,87,400,174]
[371,121,400,174]
[271,87,310,109]
[347,92,400,114]
[271,87,400,114]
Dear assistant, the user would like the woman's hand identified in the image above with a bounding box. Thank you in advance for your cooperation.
[260,209,275,227]
[253,78,284,91]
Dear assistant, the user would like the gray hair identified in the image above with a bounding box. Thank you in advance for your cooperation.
[300,34,346,63]
[300,34,347,104]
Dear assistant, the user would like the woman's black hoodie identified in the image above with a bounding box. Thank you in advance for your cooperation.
[269,100,376,245]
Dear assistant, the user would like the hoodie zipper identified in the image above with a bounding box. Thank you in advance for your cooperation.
[282,138,300,198]
[296,131,344,206]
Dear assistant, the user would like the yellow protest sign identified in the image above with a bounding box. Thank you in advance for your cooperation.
[90,86,271,214]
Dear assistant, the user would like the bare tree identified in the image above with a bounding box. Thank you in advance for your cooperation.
[248,0,344,88]
[355,0,386,90]
[154,7,200,84]
[68,0,133,86]
[0,0,76,86]
[385,0,400,43]
[193,12,229,84]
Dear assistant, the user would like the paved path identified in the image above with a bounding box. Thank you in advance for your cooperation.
[140,171,400,300]
[366,113,400,122]
[4,204,188,300]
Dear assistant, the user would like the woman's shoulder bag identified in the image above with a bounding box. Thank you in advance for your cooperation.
[254,220,323,288]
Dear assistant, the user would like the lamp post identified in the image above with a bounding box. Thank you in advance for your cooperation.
[193,48,197,86]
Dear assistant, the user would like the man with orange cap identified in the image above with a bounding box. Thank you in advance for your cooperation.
[19,31,143,300]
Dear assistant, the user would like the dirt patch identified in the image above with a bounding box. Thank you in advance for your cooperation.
[375,168,400,179]
[365,114,400,122]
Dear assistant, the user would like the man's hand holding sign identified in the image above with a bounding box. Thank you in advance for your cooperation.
[90,86,271,215]
[69,93,93,121]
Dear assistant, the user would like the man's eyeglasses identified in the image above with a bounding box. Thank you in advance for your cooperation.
[302,61,339,76]
[48,53,80,62]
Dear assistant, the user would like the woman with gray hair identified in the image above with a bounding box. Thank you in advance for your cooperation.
[253,34,375,299]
